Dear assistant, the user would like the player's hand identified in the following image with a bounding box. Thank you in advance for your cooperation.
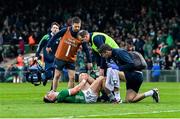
[81,73,89,80]
[107,63,119,70]
[87,63,92,70]
[46,47,52,53]
[34,57,38,61]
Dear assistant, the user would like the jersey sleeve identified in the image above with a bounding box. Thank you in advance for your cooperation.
[36,35,49,58]
[46,28,67,48]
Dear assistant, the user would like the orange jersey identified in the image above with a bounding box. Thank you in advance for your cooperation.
[55,27,82,62]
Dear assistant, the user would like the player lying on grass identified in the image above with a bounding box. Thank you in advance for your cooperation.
[43,73,105,103]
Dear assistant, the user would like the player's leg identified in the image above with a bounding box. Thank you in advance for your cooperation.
[126,88,159,103]
[125,71,159,103]
[67,69,75,88]
[52,69,62,91]
[90,76,104,96]
[51,59,64,91]
[79,73,95,84]
[78,73,90,88]
[66,62,76,88]
[105,68,122,102]
[43,62,54,86]
[125,71,144,103]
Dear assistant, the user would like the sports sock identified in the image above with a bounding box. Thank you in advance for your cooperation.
[144,90,154,97]
[114,91,121,101]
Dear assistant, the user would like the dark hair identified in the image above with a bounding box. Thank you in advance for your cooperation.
[72,16,81,24]
[43,96,56,103]
[98,44,112,54]
[77,30,88,38]
[51,22,60,28]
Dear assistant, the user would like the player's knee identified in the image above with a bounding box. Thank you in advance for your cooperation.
[54,73,61,79]
[97,76,104,80]
[70,87,79,95]
[69,77,74,82]
[126,99,134,103]
[126,97,136,103]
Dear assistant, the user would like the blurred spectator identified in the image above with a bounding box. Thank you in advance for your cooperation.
[0,66,5,82]
[0,31,3,45]
[5,64,19,83]
[143,36,153,59]
[76,45,87,73]
[18,36,25,54]
[0,45,4,63]
[16,53,24,83]
[151,61,161,82]
[0,0,179,70]
[146,58,153,70]
[28,33,36,52]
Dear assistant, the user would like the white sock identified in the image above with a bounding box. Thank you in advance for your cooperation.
[114,91,121,101]
[17,78,19,83]
[144,90,154,97]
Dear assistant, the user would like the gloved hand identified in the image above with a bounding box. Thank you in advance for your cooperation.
[107,63,119,70]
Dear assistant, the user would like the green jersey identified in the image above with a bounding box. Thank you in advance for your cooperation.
[57,89,86,103]
[57,88,98,103]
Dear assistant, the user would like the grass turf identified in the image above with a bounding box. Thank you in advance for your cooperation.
[0,82,180,118]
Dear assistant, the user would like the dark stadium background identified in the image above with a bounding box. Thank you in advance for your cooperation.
[0,0,180,82]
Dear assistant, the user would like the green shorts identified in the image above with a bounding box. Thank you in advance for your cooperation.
[57,89,86,103]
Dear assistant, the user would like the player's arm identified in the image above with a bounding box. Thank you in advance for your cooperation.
[69,73,88,95]
[46,28,67,51]
[36,35,48,58]
[94,35,106,75]
[82,42,92,69]
[82,42,92,63]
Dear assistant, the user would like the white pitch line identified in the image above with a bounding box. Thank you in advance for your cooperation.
[76,109,180,118]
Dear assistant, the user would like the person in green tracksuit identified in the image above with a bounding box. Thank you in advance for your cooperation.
[43,73,105,103]
[35,22,60,86]
[77,30,119,76]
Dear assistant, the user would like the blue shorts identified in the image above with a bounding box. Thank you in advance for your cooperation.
[124,71,143,93]
[54,58,75,71]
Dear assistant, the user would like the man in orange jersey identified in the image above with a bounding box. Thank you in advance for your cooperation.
[46,17,92,91]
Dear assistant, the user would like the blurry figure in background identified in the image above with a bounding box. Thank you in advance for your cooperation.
[151,61,161,82]
[16,53,24,83]
[174,49,180,69]
[0,31,3,63]
[76,45,87,74]
[5,64,19,83]
[0,31,3,45]
[35,22,60,86]
[18,36,25,55]
[0,66,5,82]
[28,56,37,66]
[28,32,36,52]
[0,45,4,63]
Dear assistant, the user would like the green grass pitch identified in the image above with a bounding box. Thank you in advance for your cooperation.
[0,82,180,118]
